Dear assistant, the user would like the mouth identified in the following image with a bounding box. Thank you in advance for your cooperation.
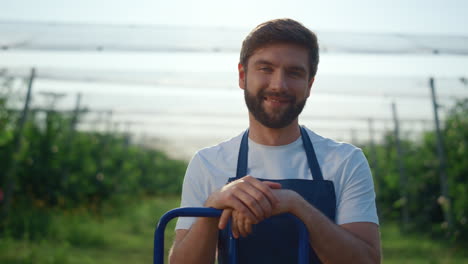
[263,95,293,105]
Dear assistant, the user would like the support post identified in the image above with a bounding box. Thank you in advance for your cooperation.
[368,118,380,194]
[61,93,82,186]
[70,93,82,131]
[429,77,452,232]
[2,68,35,218]
[392,102,409,230]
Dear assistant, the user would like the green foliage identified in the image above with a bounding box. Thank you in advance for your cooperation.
[363,98,468,241]
[0,91,187,239]
[0,196,180,264]
[381,222,468,264]
[444,99,468,240]
[1,197,467,264]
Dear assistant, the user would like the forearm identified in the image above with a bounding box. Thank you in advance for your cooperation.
[169,177,282,264]
[169,217,219,264]
[291,197,380,264]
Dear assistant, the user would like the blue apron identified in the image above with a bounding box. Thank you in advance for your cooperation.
[218,126,336,264]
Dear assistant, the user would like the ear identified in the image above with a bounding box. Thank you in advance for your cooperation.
[238,63,246,90]
[306,77,315,98]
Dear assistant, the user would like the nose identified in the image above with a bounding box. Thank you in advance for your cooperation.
[270,70,288,92]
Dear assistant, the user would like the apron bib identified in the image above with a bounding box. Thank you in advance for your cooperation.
[218,126,336,264]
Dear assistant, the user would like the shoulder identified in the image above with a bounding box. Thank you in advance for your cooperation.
[303,126,363,162]
[190,131,244,170]
[302,128,378,225]
[302,126,368,182]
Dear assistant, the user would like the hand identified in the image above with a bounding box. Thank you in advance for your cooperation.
[228,188,301,238]
[205,176,281,230]
[221,209,254,238]
[270,189,301,215]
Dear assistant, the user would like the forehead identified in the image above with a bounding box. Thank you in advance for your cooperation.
[247,43,309,70]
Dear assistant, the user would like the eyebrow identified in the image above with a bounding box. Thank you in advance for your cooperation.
[253,60,274,66]
[288,66,307,74]
[253,59,307,73]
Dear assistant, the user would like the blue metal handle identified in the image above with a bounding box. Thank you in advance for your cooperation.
[153,207,310,264]
[153,207,222,264]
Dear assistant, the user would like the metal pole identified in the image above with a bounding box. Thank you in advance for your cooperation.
[2,68,35,218]
[70,93,82,131]
[429,77,452,232]
[392,102,409,230]
[123,121,133,147]
[368,118,380,194]
[61,93,82,186]
[106,110,113,133]
[460,77,467,86]
[93,110,106,132]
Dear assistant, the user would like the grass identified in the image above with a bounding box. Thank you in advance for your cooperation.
[0,196,180,264]
[381,222,468,264]
[1,196,467,263]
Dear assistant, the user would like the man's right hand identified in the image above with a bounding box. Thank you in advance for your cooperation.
[204,175,282,233]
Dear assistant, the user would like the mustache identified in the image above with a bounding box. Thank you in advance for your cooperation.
[258,91,295,101]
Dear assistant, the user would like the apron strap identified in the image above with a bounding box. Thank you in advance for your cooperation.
[300,126,324,181]
[236,129,249,179]
[235,126,324,181]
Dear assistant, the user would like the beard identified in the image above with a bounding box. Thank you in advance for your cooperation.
[244,85,307,129]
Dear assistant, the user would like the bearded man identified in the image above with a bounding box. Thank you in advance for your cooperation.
[169,18,381,264]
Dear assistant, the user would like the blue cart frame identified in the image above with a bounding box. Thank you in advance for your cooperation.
[153,207,310,264]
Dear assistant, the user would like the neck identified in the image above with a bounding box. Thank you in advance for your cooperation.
[248,114,301,146]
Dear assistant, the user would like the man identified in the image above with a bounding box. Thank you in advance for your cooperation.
[169,18,381,264]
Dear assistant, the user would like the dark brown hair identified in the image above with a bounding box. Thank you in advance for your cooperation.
[240,18,319,79]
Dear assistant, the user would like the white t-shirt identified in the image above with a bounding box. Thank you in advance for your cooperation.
[175,127,379,230]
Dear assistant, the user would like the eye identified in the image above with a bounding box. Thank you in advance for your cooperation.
[259,67,273,73]
[288,70,304,78]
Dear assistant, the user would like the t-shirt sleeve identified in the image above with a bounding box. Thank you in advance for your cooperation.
[335,149,379,225]
[175,153,210,230]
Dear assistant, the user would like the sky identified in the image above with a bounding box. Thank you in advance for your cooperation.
[1,0,468,159]
[1,0,468,35]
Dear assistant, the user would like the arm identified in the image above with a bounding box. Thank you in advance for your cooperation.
[275,190,381,264]
[169,176,281,264]
[224,150,380,262]
[169,218,219,264]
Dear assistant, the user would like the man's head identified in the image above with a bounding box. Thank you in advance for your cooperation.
[239,19,318,129]
[240,18,319,80]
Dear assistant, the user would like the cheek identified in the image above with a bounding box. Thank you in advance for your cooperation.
[247,74,268,88]
[290,80,310,93]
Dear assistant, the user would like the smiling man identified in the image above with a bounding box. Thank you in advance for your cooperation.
[169,18,381,264]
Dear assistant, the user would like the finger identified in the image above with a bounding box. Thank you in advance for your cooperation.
[231,212,240,239]
[233,188,265,220]
[264,181,282,189]
[236,214,248,238]
[242,187,273,220]
[244,177,281,206]
[244,217,253,236]
[239,179,279,219]
[226,196,258,223]
[218,209,232,230]
[232,210,255,238]
[240,214,254,237]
